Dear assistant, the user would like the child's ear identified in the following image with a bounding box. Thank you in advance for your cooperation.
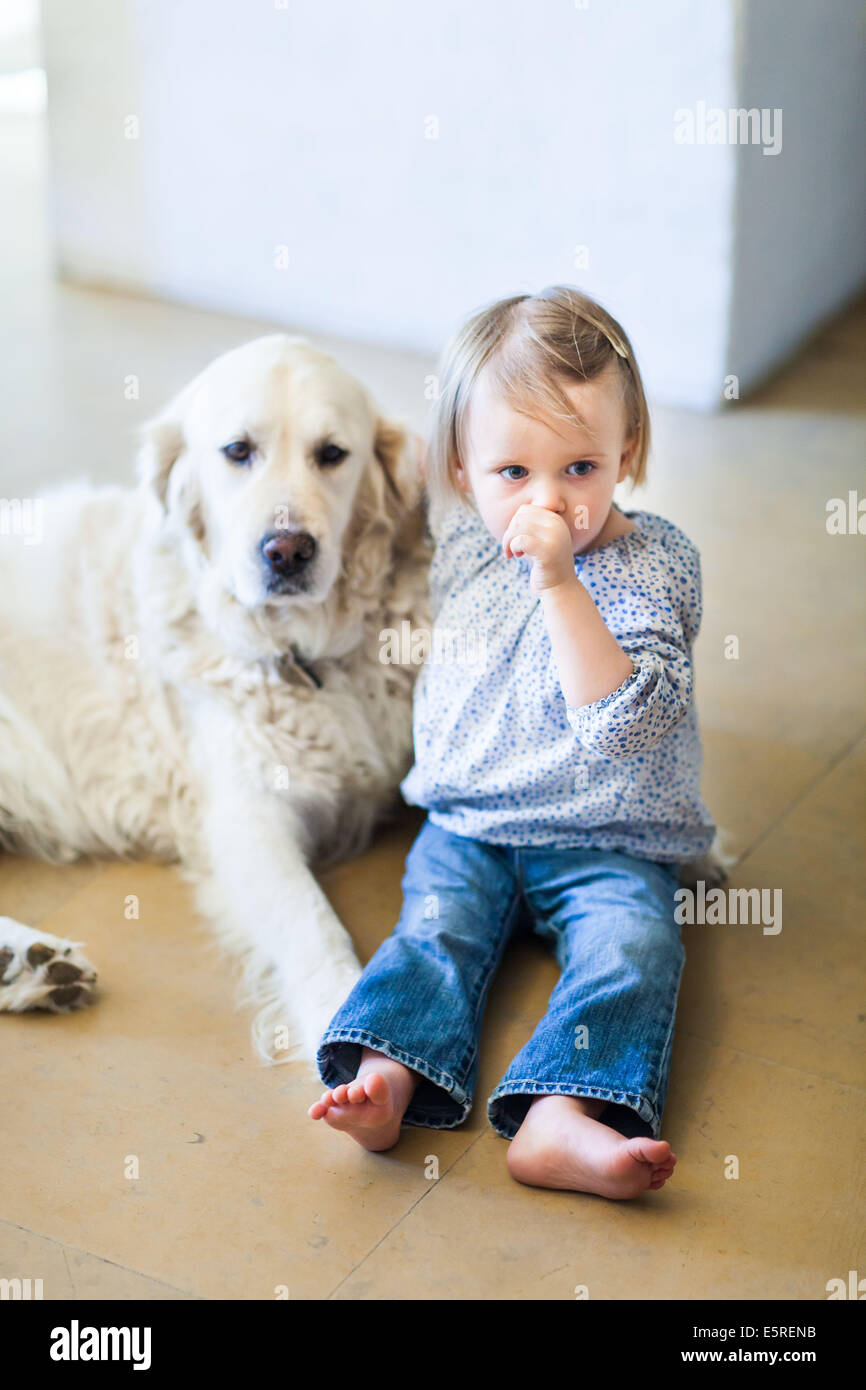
[618,432,639,480]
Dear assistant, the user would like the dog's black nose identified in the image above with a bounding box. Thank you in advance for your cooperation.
[260,530,317,578]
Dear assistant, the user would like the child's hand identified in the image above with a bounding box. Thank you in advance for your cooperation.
[502,504,576,592]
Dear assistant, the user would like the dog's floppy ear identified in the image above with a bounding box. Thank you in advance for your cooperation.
[137,412,186,510]
[136,381,206,544]
[373,417,424,517]
[136,364,209,509]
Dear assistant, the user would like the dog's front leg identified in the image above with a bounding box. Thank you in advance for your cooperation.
[186,714,363,1068]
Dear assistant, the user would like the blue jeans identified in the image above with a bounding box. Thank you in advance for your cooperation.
[316,818,685,1141]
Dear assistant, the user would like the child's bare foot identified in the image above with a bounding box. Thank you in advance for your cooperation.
[506,1094,677,1199]
[307,1048,420,1152]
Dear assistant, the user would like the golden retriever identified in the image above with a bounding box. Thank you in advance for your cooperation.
[0,334,432,1064]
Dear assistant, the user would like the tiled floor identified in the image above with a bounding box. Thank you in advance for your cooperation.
[1,108,864,1300]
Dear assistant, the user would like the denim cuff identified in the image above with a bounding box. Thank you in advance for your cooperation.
[317,1027,472,1130]
[487,1080,660,1142]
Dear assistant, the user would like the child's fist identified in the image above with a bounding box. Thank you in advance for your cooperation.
[502,503,576,592]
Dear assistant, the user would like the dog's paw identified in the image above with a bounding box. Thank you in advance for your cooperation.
[0,917,99,1014]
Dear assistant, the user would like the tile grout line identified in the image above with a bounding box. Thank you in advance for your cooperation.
[0,1216,200,1300]
[325,1130,488,1301]
[729,722,866,869]
[678,1028,866,1094]
[61,1245,75,1298]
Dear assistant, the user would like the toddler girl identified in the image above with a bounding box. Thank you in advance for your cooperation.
[308,285,716,1200]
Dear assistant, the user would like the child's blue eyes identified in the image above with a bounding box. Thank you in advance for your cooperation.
[500,461,595,480]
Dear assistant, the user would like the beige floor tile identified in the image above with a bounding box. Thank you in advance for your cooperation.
[675,734,866,1087]
[0,854,109,929]
[0,1221,196,1300]
[329,1038,866,1301]
[699,728,825,861]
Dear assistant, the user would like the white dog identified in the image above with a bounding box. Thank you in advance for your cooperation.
[0,334,432,1064]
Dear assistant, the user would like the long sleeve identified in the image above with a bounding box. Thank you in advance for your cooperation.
[564,539,702,758]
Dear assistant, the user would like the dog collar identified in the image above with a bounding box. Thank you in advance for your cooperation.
[275,647,323,689]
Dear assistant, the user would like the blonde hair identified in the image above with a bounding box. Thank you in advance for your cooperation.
[425,285,651,517]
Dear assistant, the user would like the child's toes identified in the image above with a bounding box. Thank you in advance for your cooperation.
[308,1089,339,1119]
[649,1159,677,1187]
[630,1137,672,1169]
[650,1163,675,1183]
[649,1169,674,1189]
[346,1080,369,1103]
[647,1139,672,1163]
[362,1072,391,1105]
[332,1083,351,1105]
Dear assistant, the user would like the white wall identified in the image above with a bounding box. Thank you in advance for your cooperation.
[39,0,864,410]
[726,0,866,390]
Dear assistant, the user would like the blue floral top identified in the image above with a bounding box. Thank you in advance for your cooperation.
[399,495,716,863]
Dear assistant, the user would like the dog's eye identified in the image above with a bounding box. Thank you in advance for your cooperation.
[222,440,253,465]
[315,442,348,466]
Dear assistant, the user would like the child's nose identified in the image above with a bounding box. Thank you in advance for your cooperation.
[530,486,567,514]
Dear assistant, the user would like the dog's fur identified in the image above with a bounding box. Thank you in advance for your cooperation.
[0,335,433,1063]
